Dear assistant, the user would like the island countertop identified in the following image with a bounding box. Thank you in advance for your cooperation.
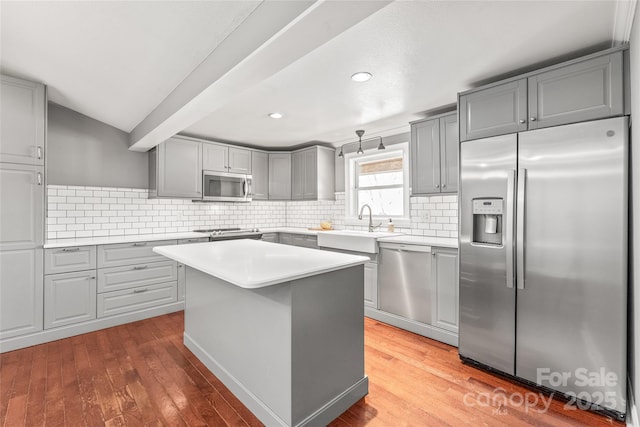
[153,239,368,289]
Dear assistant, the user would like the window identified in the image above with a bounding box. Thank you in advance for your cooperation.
[345,143,410,227]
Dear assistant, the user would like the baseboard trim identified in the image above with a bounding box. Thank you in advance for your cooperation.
[184,333,368,427]
[0,301,184,353]
[365,306,458,347]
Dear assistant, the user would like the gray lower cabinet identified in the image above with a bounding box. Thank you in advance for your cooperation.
[45,246,96,274]
[178,263,186,301]
[431,247,459,333]
[251,150,269,200]
[268,153,291,200]
[410,112,458,195]
[279,233,293,245]
[44,271,97,329]
[0,75,45,166]
[0,249,44,339]
[97,260,177,293]
[97,282,177,318]
[149,136,202,198]
[98,240,176,268]
[291,234,318,249]
[261,233,279,243]
[363,261,378,308]
[459,50,624,142]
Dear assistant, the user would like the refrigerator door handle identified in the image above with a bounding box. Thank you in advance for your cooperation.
[516,168,527,289]
[505,170,516,288]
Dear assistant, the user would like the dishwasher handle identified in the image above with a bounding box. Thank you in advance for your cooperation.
[378,242,431,253]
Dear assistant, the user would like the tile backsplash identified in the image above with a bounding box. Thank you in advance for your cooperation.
[47,185,457,240]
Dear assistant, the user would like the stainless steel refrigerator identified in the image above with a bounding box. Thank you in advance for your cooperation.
[458,116,628,419]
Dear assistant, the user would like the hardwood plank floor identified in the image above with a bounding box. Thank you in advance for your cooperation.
[0,312,624,426]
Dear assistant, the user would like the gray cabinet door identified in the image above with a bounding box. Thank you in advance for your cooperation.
[459,79,527,142]
[410,118,440,195]
[0,75,45,166]
[44,270,97,329]
[228,147,252,174]
[202,142,227,172]
[158,137,202,198]
[0,163,44,251]
[0,248,43,339]
[431,248,459,333]
[268,153,291,200]
[291,151,304,200]
[528,52,623,130]
[303,149,317,200]
[363,261,378,308]
[439,114,459,193]
[251,151,269,200]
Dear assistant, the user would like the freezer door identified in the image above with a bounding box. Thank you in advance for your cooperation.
[459,134,517,375]
[516,117,628,414]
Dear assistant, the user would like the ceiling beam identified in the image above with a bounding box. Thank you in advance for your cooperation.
[128,0,391,152]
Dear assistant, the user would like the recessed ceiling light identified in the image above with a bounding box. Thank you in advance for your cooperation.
[268,112,283,119]
[351,72,372,82]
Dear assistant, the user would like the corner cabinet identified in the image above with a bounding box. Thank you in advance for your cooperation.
[251,150,269,200]
[410,112,458,195]
[291,146,335,200]
[459,49,625,142]
[268,153,292,200]
[149,136,202,199]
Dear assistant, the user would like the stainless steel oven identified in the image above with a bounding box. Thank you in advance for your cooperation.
[202,170,252,202]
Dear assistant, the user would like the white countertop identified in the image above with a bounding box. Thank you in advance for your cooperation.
[377,235,458,248]
[44,232,209,249]
[154,239,368,289]
[261,227,320,236]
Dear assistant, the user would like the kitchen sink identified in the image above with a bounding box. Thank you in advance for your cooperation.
[316,230,398,253]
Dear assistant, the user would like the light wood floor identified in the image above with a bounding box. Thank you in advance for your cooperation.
[0,312,623,426]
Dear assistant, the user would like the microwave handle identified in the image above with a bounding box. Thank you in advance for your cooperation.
[247,178,252,197]
[242,179,247,196]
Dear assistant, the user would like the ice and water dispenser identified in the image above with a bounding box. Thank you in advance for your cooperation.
[472,199,503,246]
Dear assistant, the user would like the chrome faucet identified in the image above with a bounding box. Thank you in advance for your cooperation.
[358,204,381,232]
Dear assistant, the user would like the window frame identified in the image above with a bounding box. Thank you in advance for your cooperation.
[344,142,411,228]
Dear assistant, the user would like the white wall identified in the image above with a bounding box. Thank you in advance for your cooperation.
[630,1,640,416]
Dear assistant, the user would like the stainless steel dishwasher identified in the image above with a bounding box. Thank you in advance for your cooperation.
[377,242,432,323]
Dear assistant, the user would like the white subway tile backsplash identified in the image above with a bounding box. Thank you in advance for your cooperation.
[46,186,458,240]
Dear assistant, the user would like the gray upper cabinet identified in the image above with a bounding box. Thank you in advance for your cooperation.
[528,52,623,129]
[268,153,291,200]
[251,150,269,200]
[291,146,334,201]
[0,163,44,251]
[203,143,252,174]
[459,49,625,142]
[0,75,45,166]
[410,113,458,195]
[459,79,527,142]
[150,136,202,199]
[202,143,227,172]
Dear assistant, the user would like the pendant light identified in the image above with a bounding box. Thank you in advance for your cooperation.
[356,130,365,154]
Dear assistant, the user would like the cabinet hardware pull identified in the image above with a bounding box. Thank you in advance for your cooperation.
[530,117,537,122]
[37,146,43,159]
[178,264,183,268]
[87,276,96,280]
[435,184,440,188]
[133,266,148,270]
[442,184,446,188]
[133,288,148,293]
[132,242,146,247]
[37,172,42,185]
[62,247,80,252]
[519,119,526,124]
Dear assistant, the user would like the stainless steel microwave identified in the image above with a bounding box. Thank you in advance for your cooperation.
[202,170,252,202]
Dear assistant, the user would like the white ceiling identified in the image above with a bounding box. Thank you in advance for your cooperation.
[1,1,635,150]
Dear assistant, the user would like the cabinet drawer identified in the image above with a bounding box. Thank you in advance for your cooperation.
[98,260,177,293]
[97,282,177,318]
[291,234,318,248]
[98,240,176,268]
[178,237,209,245]
[45,246,96,274]
[44,271,97,329]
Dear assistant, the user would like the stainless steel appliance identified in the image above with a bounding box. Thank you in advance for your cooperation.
[378,242,431,324]
[193,227,262,241]
[202,171,252,202]
[459,117,628,419]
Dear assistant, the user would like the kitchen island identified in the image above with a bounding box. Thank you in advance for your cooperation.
[153,239,369,427]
